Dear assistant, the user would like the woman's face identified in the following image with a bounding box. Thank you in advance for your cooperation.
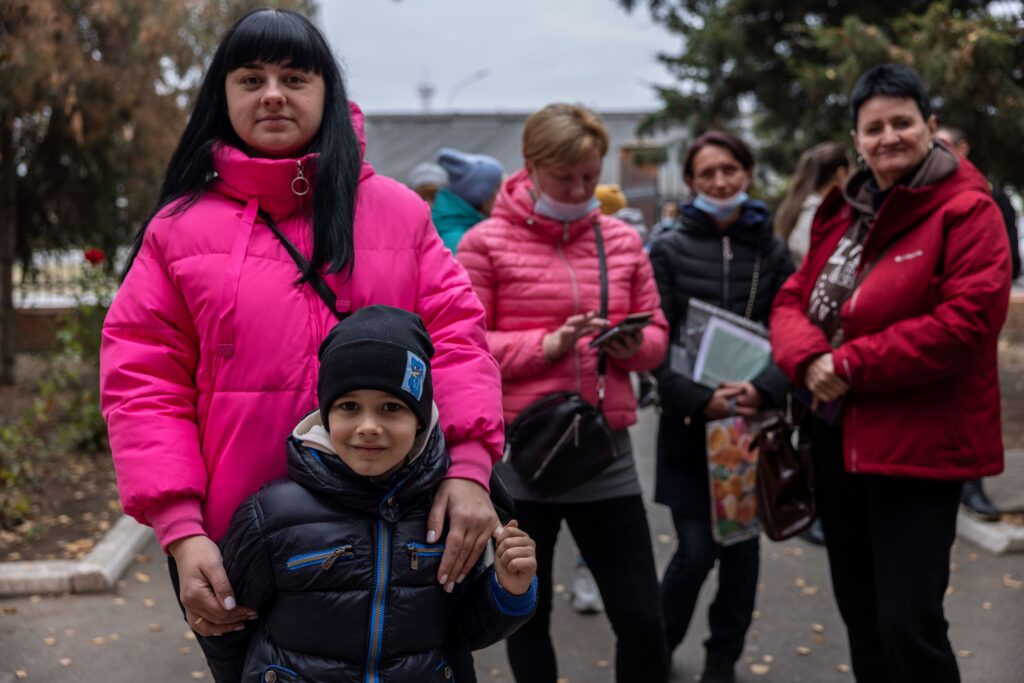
[853,95,936,190]
[687,144,750,199]
[528,147,603,204]
[225,61,325,158]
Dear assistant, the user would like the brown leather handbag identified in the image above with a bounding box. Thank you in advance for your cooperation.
[755,410,816,541]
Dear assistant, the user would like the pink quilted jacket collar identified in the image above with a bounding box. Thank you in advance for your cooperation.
[210,101,373,219]
[491,169,603,243]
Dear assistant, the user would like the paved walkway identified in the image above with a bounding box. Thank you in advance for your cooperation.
[3,409,1023,682]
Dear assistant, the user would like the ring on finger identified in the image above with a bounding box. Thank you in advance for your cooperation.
[194,616,205,626]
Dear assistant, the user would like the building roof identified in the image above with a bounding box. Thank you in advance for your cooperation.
[362,110,686,196]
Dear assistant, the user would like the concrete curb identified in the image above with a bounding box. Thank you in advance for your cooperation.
[956,513,1024,556]
[0,515,153,596]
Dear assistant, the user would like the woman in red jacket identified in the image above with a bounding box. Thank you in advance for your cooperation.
[770,64,1010,683]
[457,103,670,683]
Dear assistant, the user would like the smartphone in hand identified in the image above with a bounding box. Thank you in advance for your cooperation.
[589,312,654,347]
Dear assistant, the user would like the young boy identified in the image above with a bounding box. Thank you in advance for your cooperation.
[200,305,537,683]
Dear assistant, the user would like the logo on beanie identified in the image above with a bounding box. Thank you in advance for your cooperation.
[402,351,427,400]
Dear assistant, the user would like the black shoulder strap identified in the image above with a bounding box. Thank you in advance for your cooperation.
[258,209,348,321]
[593,222,608,406]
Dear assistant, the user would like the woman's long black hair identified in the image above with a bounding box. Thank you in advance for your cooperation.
[123,8,361,282]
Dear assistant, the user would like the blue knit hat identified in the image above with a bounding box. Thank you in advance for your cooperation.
[436,148,504,210]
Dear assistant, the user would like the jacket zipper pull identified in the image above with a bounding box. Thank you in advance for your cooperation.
[409,545,419,570]
[321,546,350,571]
[292,159,310,197]
[723,236,733,261]
[573,414,581,448]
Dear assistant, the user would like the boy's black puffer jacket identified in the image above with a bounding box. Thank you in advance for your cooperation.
[200,411,536,683]
[647,201,795,520]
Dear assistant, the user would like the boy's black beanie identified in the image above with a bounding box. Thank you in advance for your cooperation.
[317,305,434,431]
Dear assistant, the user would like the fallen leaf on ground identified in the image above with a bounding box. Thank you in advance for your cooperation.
[1,606,17,615]
[64,629,75,636]
[134,572,151,584]
[795,577,806,587]
[44,637,56,646]
[108,634,120,641]
[488,668,501,677]
[957,650,972,658]
[945,585,955,597]
[184,631,197,641]
[29,595,41,603]
[553,583,565,594]
[596,660,610,668]
[763,655,774,663]
[135,554,152,564]
[92,637,107,645]
[968,553,978,562]
[982,601,992,609]
[15,670,27,679]
[1003,574,1022,589]
[59,658,72,667]
[802,586,819,595]
[190,672,206,679]
[179,647,193,655]
[113,597,126,606]
[657,534,672,544]
[143,598,156,607]
[811,623,825,633]
[147,624,163,633]
[836,663,851,673]
[750,663,770,675]
[796,646,812,656]
[752,610,761,620]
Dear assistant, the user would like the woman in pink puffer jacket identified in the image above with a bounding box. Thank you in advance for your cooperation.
[457,103,670,683]
[100,8,502,654]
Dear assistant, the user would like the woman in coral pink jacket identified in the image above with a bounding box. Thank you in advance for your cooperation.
[457,103,670,683]
[770,65,1010,683]
[100,9,502,651]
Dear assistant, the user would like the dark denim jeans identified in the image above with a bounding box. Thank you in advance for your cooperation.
[505,495,668,683]
[660,513,759,663]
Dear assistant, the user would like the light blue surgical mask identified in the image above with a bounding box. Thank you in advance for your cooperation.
[694,190,749,222]
[534,191,599,223]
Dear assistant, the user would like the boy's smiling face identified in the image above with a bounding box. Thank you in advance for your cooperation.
[328,390,419,478]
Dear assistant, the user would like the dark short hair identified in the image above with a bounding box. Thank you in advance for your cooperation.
[682,130,755,180]
[850,63,932,128]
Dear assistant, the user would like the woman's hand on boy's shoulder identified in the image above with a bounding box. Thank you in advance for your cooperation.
[428,478,498,593]
[493,520,537,596]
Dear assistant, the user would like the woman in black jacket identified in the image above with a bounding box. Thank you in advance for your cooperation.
[648,131,794,683]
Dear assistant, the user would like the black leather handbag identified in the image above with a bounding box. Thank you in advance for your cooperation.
[755,407,816,541]
[503,224,618,497]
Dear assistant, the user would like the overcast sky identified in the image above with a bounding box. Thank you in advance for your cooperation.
[319,0,680,113]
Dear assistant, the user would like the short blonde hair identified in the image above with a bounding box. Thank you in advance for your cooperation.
[522,103,610,168]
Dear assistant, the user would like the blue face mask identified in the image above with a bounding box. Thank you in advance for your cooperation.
[534,191,599,223]
[693,190,749,222]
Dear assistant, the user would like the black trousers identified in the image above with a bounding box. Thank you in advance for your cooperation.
[660,513,759,662]
[505,495,668,683]
[811,421,963,683]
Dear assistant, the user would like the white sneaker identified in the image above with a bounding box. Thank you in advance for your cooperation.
[570,565,604,614]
